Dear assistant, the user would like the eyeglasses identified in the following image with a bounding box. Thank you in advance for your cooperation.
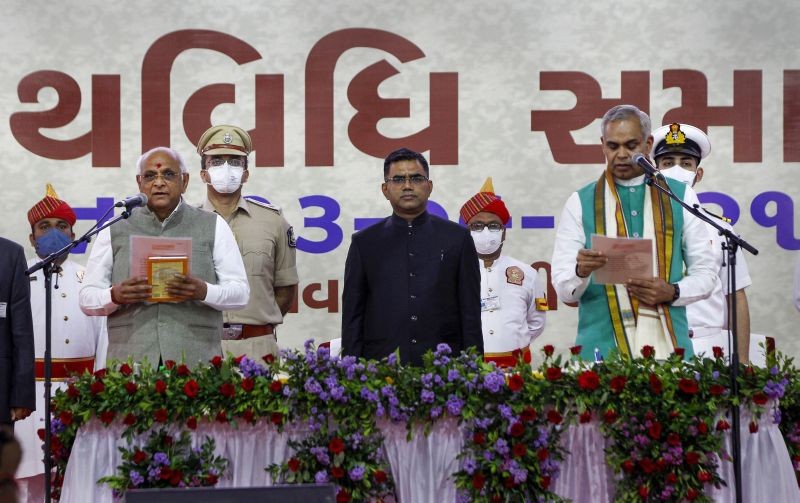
[140,171,182,183]
[384,174,429,186]
[206,157,246,168]
[468,222,504,232]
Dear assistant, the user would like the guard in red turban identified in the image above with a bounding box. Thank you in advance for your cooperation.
[27,184,76,260]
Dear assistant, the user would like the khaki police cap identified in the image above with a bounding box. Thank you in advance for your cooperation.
[196,125,253,156]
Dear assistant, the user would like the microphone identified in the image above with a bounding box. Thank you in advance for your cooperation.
[114,193,148,210]
[631,153,665,180]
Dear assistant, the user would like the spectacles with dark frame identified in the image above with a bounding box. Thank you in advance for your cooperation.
[205,157,246,168]
[140,170,182,183]
[384,174,429,186]
[468,222,504,232]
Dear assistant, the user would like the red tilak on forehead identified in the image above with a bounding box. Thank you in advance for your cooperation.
[156,163,162,168]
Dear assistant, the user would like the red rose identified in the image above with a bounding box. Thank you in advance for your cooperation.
[99,410,115,424]
[687,488,700,500]
[547,410,563,425]
[709,384,726,396]
[219,382,236,398]
[569,345,583,355]
[685,451,701,465]
[697,421,708,435]
[648,422,662,440]
[540,475,551,489]
[507,374,524,392]
[210,355,223,368]
[242,409,255,423]
[471,472,486,490]
[542,344,555,357]
[216,411,228,423]
[579,410,592,423]
[336,489,351,503]
[154,408,168,423]
[752,392,769,405]
[644,411,655,421]
[329,437,345,454]
[678,378,699,394]
[262,354,276,364]
[698,470,712,483]
[716,419,731,431]
[603,409,618,424]
[160,467,172,480]
[577,370,600,391]
[674,347,686,358]
[609,376,627,393]
[749,421,759,433]
[155,379,167,394]
[712,346,724,359]
[331,466,344,478]
[241,377,255,392]
[669,410,680,419]
[667,432,681,446]
[512,443,527,458]
[621,459,635,473]
[123,413,136,426]
[545,366,562,381]
[373,469,388,483]
[537,448,549,461]
[169,469,182,486]
[473,431,486,445]
[640,345,655,358]
[638,458,656,474]
[66,384,79,398]
[233,355,245,365]
[186,416,197,430]
[510,421,525,437]
[269,380,282,393]
[59,411,73,426]
[125,381,138,394]
[93,369,108,379]
[205,473,218,485]
[164,360,176,370]
[666,472,678,484]
[91,381,105,395]
[183,379,199,398]
[176,364,190,377]
[37,428,45,441]
[521,406,538,422]
[638,485,649,498]
[119,363,133,376]
[270,412,284,426]
[132,449,147,465]
[648,373,663,394]
[504,476,516,489]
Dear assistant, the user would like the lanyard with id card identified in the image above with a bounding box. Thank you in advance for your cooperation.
[481,295,501,312]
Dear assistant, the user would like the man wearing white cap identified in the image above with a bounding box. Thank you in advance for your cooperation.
[196,125,298,360]
[460,178,546,368]
[652,123,752,363]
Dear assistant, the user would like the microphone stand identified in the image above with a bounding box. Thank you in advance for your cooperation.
[26,207,135,502]
[644,173,758,503]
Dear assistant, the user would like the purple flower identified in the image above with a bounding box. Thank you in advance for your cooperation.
[153,452,169,465]
[435,343,452,356]
[482,372,505,393]
[430,406,443,418]
[633,434,650,448]
[304,378,323,394]
[462,457,477,475]
[420,389,435,404]
[494,438,509,456]
[694,371,701,381]
[421,373,434,387]
[498,404,514,421]
[239,356,269,378]
[770,366,780,376]
[315,470,329,483]
[310,446,330,466]
[773,408,782,424]
[360,387,379,403]
[447,369,461,382]
[387,353,398,366]
[474,417,492,429]
[446,395,464,416]
[712,370,720,379]
[130,470,144,486]
[348,465,366,481]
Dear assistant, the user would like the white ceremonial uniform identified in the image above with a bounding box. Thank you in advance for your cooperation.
[480,255,546,355]
[16,259,107,501]
[688,215,752,359]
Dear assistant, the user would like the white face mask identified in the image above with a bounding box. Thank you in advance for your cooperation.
[659,167,697,187]
[206,163,244,193]
[471,229,503,255]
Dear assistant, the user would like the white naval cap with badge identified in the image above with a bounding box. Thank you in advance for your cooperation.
[651,123,711,187]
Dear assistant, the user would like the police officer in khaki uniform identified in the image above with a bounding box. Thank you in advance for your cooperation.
[196,125,298,359]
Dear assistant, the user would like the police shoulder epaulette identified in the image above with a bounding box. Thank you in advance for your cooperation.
[700,206,731,223]
[247,198,282,215]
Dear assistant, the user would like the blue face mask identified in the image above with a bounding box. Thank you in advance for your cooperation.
[34,228,72,258]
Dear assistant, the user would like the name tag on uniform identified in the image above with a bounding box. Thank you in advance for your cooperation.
[0,302,6,318]
[481,295,501,312]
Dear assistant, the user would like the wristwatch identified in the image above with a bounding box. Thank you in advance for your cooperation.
[670,283,680,304]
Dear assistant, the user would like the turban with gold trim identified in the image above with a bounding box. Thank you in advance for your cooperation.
[27,184,76,227]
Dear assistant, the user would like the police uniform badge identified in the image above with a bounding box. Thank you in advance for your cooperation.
[223,132,233,144]
[505,266,524,286]
[287,226,297,248]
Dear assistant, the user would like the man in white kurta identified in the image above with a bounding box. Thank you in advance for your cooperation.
[16,186,107,503]
[460,178,546,368]
[652,123,753,363]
